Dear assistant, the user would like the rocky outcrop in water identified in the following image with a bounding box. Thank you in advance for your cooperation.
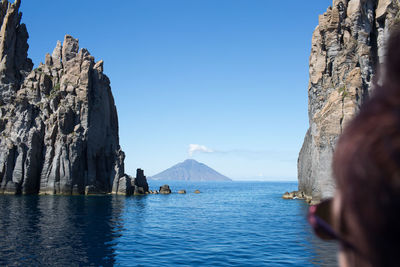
[133,168,149,194]
[115,169,150,196]
[159,185,171,194]
[298,0,400,201]
[0,0,131,195]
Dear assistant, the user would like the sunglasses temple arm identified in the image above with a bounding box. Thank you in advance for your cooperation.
[314,215,357,251]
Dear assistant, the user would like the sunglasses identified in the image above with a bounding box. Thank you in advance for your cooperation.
[307,198,356,250]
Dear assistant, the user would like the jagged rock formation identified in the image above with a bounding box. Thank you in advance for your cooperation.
[133,168,149,194]
[115,169,150,196]
[298,0,400,200]
[0,0,131,195]
[0,0,32,102]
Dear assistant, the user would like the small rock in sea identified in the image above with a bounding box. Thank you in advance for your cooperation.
[194,190,201,194]
[159,185,171,194]
[178,190,186,194]
[282,191,316,204]
[295,191,306,199]
[282,191,307,200]
[282,192,292,199]
[153,190,159,194]
[85,185,100,195]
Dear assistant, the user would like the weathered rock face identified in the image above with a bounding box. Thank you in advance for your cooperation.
[133,168,149,193]
[0,0,32,103]
[0,1,129,195]
[159,185,171,194]
[116,175,133,195]
[298,0,400,200]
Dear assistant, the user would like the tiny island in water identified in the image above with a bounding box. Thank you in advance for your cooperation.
[0,0,398,266]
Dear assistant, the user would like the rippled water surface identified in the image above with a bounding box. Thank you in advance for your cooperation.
[0,181,337,266]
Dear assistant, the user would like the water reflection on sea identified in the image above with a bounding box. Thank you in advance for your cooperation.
[0,182,337,266]
[0,195,123,266]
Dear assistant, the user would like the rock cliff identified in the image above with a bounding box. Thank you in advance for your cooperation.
[298,0,400,200]
[0,0,129,195]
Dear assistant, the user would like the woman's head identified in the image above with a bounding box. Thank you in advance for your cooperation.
[332,27,400,267]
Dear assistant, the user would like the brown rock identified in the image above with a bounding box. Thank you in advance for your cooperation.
[61,35,79,62]
[159,185,171,194]
[376,0,392,19]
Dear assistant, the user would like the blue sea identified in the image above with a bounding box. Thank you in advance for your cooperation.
[0,181,337,266]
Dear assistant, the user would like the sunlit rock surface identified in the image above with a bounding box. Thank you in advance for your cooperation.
[0,0,128,195]
[298,0,400,200]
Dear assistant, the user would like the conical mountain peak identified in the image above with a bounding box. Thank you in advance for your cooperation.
[152,159,231,181]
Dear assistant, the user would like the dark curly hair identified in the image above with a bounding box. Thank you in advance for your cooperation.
[332,27,400,266]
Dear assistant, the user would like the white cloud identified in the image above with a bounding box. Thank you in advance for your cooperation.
[188,144,214,157]
[187,144,297,163]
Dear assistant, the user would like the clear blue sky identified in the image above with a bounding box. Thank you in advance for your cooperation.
[20,0,332,181]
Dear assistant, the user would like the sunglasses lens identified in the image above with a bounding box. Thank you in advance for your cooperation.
[315,199,333,223]
[308,199,335,240]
